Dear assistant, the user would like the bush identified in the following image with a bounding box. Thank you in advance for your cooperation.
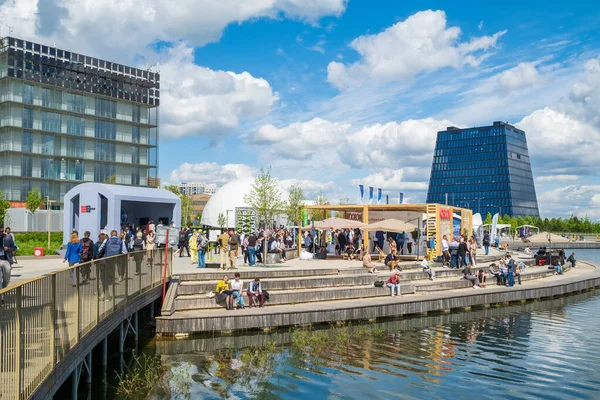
[13,232,63,256]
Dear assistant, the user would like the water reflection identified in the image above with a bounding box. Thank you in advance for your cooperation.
[147,290,600,400]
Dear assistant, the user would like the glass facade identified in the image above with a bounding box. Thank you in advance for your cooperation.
[0,36,160,205]
[426,122,540,218]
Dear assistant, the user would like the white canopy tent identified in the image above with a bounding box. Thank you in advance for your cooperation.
[478,223,512,240]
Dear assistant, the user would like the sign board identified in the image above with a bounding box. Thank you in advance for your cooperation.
[235,207,257,235]
[155,225,178,246]
[80,205,96,213]
[439,208,451,220]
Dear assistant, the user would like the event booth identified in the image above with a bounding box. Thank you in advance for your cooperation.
[62,183,181,244]
[301,203,473,260]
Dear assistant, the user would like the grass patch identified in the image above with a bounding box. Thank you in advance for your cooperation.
[13,232,62,256]
[115,353,166,400]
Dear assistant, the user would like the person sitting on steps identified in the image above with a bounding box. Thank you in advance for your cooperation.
[362,245,379,273]
[488,263,503,286]
[215,275,233,310]
[462,263,481,289]
[230,272,245,309]
[247,277,265,308]
[385,267,401,297]
[384,249,399,271]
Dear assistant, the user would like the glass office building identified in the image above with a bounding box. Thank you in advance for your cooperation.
[0,36,160,206]
[426,121,540,218]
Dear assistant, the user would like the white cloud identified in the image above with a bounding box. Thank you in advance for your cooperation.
[278,178,336,199]
[1,0,347,61]
[327,10,506,89]
[351,168,429,191]
[250,118,351,160]
[159,43,277,139]
[517,107,600,169]
[536,175,579,183]
[169,162,256,186]
[538,185,600,218]
[497,63,541,90]
[563,56,600,127]
[339,118,457,169]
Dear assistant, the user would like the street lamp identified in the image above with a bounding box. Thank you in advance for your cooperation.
[46,196,56,250]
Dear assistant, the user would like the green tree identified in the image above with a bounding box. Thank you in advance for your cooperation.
[104,173,117,184]
[217,212,226,229]
[484,212,493,224]
[311,190,330,221]
[243,167,284,228]
[285,184,305,228]
[26,187,44,213]
[163,185,192,226]
[0,190,10,227]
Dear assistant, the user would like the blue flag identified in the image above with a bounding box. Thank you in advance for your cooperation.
[359,184,364,204]
[368,187,374,204]
[399,192,404,204]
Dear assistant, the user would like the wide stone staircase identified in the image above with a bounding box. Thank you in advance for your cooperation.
[157,259,565,335]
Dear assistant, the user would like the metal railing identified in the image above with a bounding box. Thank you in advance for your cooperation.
[0,248,173,400]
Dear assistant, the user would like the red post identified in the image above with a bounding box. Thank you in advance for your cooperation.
[162,229,169,304]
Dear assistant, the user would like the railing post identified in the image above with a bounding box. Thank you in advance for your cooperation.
[95,261,100,324]
[15,286,23,400]
[50,274,57,367]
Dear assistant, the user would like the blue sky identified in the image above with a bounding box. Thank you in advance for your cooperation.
[3,0,600,217]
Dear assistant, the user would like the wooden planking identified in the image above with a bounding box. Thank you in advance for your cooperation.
[157,272,600,335]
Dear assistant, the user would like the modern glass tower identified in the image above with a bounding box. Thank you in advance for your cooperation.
[426,121,540,218]
[0,36,160,207]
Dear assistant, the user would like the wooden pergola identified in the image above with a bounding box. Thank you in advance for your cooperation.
[300,203,473,259]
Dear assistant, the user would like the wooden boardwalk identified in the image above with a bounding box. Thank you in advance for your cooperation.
[157,258,600,335]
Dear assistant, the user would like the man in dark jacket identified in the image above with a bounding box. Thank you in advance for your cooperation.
[506,254,516,286]
[337,229,347,256]
[458,238,468,268]
[0,227,12,289]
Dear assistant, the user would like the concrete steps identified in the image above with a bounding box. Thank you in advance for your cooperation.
[175,284,416,310]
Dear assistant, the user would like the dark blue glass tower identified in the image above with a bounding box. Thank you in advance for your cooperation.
[426,121,540,218]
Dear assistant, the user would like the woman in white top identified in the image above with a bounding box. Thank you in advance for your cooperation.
[230,272,245,309]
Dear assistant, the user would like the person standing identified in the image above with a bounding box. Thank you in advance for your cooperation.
[189,230,199,265]
[80,231,94,283]
[98,230,128,281]
[442,235,450,267]
[242,234,249,265]
[132,231,145,275]
[458,238,468,268]
[483,231,490,256]
[449,238,459,269]
[247,232,258,266]
[178,228,190,257]
[338,229,347,256]
[64,232,83,286]
[506,254,516,287]
[218,229,230,270]
[197,232,208,268]
[145,230,156,267]
[228,229,239,270]
[0,231,12,289]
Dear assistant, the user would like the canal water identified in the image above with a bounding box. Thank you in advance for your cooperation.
[93,251,600,400]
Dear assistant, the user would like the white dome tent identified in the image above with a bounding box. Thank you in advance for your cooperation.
[200,177,290,229]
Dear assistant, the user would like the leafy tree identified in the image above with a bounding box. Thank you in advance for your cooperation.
[285,184,305,227]
[0,190,10,227]
[484,212,493,224]
[243,167,284,228]
[311,190,330,221]
[26,188,43,213]
[104,173,116,184]
[163,185,192,226]
[217,212,226,229]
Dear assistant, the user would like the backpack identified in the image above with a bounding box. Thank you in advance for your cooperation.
[179,231,187,243]
[374,281,384,287]
[132,238,144,251]
[105,237,123,257]
[81,238,93,262]
[199,237,208,250]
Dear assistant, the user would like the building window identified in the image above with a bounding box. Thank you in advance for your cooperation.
[95,98,116,118]
[132,125,140,143]
[41,158,56,179]
[22,107,34,128]
[67,116,86,136]
[22,132,33,153]
[94,163,115,183]
[94,142,115,162]
[22,84,34,104]
[41,135,54,155]
[131,146,140,164]
[41,111,61,133]
[67,138,85,158]
[41,87,61,109]
[21,156,32,177]
[65,92,86,113]
[94,120,116,140]
[20,180,32,202]
[131,167,140,185]
[132,105,141,122]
